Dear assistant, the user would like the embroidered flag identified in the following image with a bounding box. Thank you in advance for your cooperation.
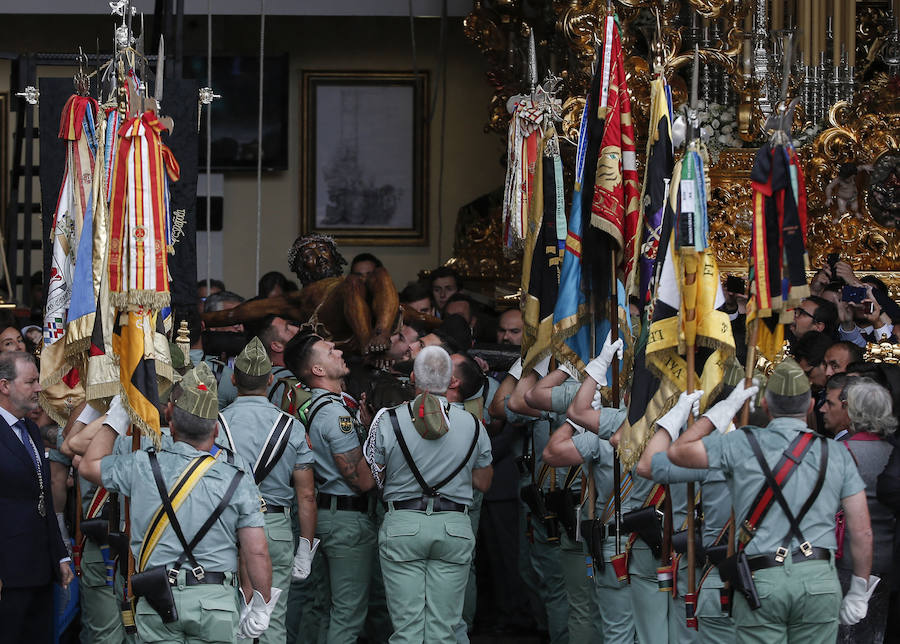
[748,142,810,360]
[583,14,640,302]
[40,95,97,424]
[502,97,544,250]
[521,128,564,370]
[107,111,179,309]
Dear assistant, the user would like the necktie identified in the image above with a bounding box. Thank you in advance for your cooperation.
[14,419,39,470]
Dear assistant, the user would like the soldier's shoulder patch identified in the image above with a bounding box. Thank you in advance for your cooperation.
[339,416,353,434]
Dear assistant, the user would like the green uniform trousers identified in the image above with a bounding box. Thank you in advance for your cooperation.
[366,502,393,644]
[733,557,840,644]
[379,507,474,644]
[592,542,634,644]
[517,503,549,631]
[316,507,376,644]
[530,517,570,643]
[628,543,669,644]
[559,532,601,643]
[261,509,294,644]
[696,571,735,643]
[457,489,483,642]
[80,541,126,643]
[293,548,329,644]
[134,574,238,643]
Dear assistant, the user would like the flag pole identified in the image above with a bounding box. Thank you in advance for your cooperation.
[682,45,700,630]
[609,253,622,555]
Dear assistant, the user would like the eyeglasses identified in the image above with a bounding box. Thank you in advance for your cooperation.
[794,308,814,320]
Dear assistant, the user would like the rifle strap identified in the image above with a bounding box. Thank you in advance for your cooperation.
[171,468,244,573]
[388,407,479,497]
[737,429,817,550]
[252,413,294,485]
[743,428,827,556]
[139,451,216,572]
[601,471,634,525]
[217,413,235,452]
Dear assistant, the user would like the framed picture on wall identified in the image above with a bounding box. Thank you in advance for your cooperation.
[301,71,428,245]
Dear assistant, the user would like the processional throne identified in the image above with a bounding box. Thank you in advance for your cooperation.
[451,0,900,300]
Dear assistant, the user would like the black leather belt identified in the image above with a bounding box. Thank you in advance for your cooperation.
[747,547,831,572]
[388,497,467,513]
[175,570,229,586]
[263,504,288,514]
[317,493,368,512]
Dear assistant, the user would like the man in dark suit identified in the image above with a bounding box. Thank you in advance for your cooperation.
[0,351,72,643]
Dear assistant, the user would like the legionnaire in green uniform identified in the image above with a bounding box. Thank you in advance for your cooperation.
[525,365,600,643]
[285,334,377,644]
[218,337,318,644]
[668,359,877,643]
[80,363,279,643]
[366,346,493,643]
[62,404,128,643]
[506,358,570,643]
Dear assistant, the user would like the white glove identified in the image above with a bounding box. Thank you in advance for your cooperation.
[238,587,282,639]
[566,420,586,434]
[656,390,704,442]
[533,355,551,378]
[584,333,624,387]
[507,358,523,380]
[76,404,103,426]
[839,575,880,625]
[238,588,251,626]
[558,362,578,380]
[291,537,320,580]
[104,395,130,436]
[702,381,759,433]
[590,386,603,410]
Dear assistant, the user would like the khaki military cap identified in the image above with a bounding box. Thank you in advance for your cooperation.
[766,358,810,397]
[723,356,745,388]
[175,362,219,419]
[234,336,272,377]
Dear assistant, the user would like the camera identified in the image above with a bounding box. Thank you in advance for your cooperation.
[827,253,844,289]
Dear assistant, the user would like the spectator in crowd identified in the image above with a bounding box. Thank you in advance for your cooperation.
[0,327,26,353]
[794,330,834,391]
[823,373,855,440]
[350,253,383,281]
[838,378,898,644]
[496,309,524,346]
[399,281,435,317]
[790,295,838,340]
[430,266,461,315]
[259,271,289,298]
[825,341,865,379]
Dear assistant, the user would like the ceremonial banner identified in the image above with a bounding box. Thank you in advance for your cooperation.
[108,111,180,310]
[617,75,676,470]
[583,14,640,299]
[521,129,564,370]
[40,95,97,423]
[748,142,810,360]
[112,309,169,441]
[502,97,544,250]
[620,147,734,469]
[628,75,674,314]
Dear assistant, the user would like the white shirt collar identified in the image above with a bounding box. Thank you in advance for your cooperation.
[0,405,21,429]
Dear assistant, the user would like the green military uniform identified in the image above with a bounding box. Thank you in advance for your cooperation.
[548,377,600,643]
[101,364,265,643]
[700,361,865,643]
[370,393,492,643]
[506,404,569,643]
[50,434,127,643]
[572,407,635,643]
[218,338,315,644]
[189,348,238,409]
[306,386,376,644]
